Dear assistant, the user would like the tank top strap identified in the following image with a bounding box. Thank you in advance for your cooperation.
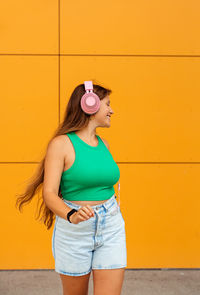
[65,132,77,145]
[65,132,80,154]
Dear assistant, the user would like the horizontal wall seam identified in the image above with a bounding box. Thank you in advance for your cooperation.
[1,54,200,58]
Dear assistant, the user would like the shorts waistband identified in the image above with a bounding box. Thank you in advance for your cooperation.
[62,194,117,211]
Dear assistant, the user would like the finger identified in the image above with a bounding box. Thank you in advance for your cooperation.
[78,214,88,221]
[86,205,95,216]
[81,206,94,217]
[78,208,90,219]
[82,207,94,217]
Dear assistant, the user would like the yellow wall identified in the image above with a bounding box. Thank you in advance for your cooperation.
[1,0,200,270]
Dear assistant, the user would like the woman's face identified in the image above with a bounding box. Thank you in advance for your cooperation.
[92,95,114,127]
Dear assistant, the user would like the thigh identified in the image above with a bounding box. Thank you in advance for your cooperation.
[59,272,91,295]
[93,268,125,295]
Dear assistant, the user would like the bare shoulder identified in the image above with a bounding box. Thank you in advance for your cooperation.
[47,134,69,152]
[100,137,110,150]
[46,135,73,161]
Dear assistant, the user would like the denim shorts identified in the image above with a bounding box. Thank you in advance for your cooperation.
[51,194,127,276]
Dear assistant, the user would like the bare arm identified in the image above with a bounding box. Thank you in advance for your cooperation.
[42,136,72,220]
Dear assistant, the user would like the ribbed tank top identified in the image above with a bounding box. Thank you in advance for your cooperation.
[59,131,120,201]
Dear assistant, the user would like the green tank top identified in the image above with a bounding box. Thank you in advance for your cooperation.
[59,131,120,201]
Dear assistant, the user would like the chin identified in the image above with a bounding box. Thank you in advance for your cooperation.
[99,120,111,127]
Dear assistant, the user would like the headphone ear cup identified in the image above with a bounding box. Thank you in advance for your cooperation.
[80,92,100,114]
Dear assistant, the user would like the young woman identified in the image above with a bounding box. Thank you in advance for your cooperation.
[16,81,127,295]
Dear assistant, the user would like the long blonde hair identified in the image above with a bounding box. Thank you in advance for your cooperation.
[15,82,112,230]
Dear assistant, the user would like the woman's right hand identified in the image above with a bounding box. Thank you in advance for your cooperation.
[70,205,95,224]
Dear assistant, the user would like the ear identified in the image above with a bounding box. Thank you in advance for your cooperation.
[101,138,110,150]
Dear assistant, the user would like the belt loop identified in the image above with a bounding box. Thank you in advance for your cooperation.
[103,200,111,212]
[102,203,108,212]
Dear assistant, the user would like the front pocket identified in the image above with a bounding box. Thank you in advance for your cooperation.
[109,203,120,216]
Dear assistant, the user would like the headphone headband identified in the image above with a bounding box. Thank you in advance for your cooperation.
[84,81,93,92]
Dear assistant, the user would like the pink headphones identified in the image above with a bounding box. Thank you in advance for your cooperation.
[80,81,101,114]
